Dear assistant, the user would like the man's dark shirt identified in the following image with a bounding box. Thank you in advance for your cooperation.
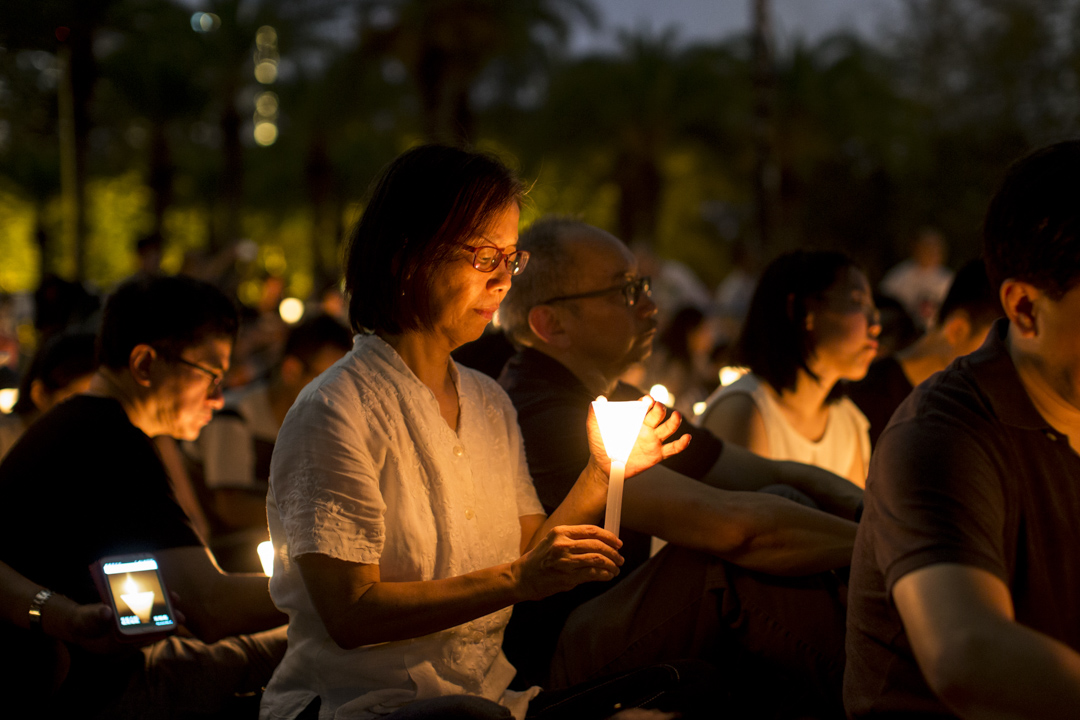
[498,347,723,687]
[844,320,1080,717]
[0,395,200,702]
[846,356,914,448]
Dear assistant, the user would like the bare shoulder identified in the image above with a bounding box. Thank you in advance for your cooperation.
[702,393,769,456]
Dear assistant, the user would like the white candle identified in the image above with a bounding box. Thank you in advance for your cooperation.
[592,396,652,538]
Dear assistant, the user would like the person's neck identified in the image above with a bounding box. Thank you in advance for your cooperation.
[86,369,160,437]
[532,345,618,398]
[896,331,952,387]
[378,330,459,429]
[1008,326,1080,454]
[773,368,836,425]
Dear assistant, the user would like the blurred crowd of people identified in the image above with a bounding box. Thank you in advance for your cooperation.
[1,139,1079,720]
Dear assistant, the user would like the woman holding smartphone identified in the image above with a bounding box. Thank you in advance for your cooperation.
[261,145,692,720]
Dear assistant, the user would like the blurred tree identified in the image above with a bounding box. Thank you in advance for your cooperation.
[358,0,597,144]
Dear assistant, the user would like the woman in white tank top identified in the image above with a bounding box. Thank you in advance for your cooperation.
[699,251,880,487]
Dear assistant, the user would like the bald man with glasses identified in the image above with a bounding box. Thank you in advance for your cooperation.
[494,218,864,716]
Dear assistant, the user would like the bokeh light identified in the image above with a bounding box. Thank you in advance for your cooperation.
[190,12,221,33]
[0,389,17,414]
[719,366,749,387]
[279,297,304,324]
[253,121,278,146]
[649,384,673,407]
[254,61,278,84]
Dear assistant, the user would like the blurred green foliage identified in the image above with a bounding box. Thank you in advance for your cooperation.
[1,0,1079,298]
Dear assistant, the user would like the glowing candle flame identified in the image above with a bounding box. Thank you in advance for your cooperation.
[257,541,275,577]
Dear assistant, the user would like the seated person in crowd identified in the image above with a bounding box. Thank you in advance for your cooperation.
[184,313,351,567]
[847,259,1001,448]
[0,329,97,460]
[0,275,287,720]
[699,251,880,487]
[495,217,863,713]
[263,145,708,720]
[845,141,1080,718]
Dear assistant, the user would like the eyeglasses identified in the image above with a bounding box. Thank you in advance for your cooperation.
[539,276,652,308]
[172,357,225,393]
[461,243,530,276]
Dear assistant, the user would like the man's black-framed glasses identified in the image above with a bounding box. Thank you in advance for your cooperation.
[172,357,225,393]
[539,276,652,308]
[461,243,530,276]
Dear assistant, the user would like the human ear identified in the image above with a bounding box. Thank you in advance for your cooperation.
[1000,280,1038,337]
[29,379,50,413]
[528,305,571,350]
[942,312,973,347]
[129,344,156,387]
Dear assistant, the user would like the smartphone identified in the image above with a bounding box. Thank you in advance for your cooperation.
[91,553,178,637]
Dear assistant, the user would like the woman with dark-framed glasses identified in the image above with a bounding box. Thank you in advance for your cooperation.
[261,145,694,720]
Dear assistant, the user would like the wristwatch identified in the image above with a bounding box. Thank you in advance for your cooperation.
[28,589,54,634]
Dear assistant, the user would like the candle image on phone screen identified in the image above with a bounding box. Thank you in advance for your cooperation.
[103,558,174,627]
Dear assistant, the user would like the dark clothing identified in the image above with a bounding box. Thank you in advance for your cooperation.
[553,544,847,719]
[498,348,722,688]
[844,319,1080,717]
[845,356,914,448]
[498,347,774,693]
[0,395,200,707]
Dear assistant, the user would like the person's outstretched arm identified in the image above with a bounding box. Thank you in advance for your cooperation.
[622,464,857,574]
[698,443,863,520]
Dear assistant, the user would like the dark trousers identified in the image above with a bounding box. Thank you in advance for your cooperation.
[295,661,720,720]
[550,545,848,718]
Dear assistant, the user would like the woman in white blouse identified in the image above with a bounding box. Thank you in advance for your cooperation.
[699,250,880,488]
[261,146,689,720]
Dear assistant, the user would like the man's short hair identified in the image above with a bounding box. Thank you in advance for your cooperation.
[282,314,353,369]
[343,144,524,335]
[500,217,589,347]
[97,275,239,370]
[734,250,859,394]
[935,259,1002,329]
[983,140,1080,299]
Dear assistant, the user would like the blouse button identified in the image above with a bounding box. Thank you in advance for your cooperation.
[453,445,464,457]
[465,508,475,520]
[1046,431,1058,442]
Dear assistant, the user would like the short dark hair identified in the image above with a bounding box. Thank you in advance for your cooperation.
[935,259,1002,329]
[500,216,585,346]
[12,330,98,416]
[97,275,239,370]
[343,144,524,335]
[734,250,859,394]
[983,140,1080,299]
[282,314,353,369]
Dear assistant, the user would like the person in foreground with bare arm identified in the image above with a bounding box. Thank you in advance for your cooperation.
[844,141,1080,719]
[262,146,697,720]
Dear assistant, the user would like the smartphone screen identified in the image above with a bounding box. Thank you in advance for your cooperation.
[100,556,177,634]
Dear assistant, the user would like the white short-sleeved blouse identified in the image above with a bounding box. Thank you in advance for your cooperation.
[260,334,544,720]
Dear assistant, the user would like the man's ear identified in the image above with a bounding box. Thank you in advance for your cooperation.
[129,344,156,387]
[941,311,973,347]
[29,379,50,412]
[1000,280,1039,338]
[528,305,571,350]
